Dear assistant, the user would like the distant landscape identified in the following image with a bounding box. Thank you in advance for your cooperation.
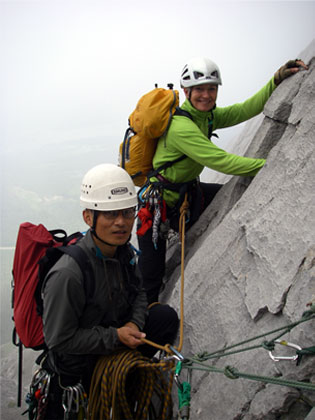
[1,136,119,247]
[1,135,119,347]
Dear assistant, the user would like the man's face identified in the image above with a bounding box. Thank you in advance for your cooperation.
[95,208,135,247]
[84,208,135,256]
[184,83,218,112]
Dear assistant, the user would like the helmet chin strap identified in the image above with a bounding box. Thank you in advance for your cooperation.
[90,211,117,247]
[91,229,117,247]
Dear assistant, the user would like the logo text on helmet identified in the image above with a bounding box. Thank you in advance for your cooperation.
[111,187,128,195]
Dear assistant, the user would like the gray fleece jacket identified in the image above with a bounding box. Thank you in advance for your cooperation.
[41,230,148,376]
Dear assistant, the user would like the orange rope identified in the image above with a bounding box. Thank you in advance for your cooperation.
[141,193,189,355]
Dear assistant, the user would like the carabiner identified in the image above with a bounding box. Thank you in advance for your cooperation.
[174,360,183,391]
[169,346,185,361]
[269,339,302,361]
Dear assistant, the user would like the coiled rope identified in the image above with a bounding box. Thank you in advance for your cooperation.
[88,349,175,420]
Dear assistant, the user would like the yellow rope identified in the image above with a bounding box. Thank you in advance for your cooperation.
[177,193,189,353]
[141,193,189,355]
[88,349,175,420]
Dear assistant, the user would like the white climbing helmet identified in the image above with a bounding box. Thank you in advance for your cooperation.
[180,57,222,88]
[80,164,138,211]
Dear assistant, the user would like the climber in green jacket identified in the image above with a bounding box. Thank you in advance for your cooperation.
[137,57,308,303]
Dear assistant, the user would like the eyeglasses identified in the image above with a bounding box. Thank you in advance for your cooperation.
[100,207,137,220]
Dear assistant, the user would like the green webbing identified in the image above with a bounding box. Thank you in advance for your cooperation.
[175,361,191,419]
[297,346,315,365]
[181,360,315,392]
[178,382,191,420]
[192,312,315,363]
[178,382,191,407]
[176,310,315,393]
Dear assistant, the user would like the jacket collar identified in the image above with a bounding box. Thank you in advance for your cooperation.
[84,229,134,265]
[181,98,214,123]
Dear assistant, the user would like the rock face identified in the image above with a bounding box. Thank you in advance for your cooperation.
[162,41,315,419]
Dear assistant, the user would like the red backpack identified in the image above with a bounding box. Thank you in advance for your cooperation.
[11,222,95,406]
[12,222,94,349]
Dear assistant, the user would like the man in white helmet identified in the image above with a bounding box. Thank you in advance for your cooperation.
[137,57,308,304]
[40,164,179,419]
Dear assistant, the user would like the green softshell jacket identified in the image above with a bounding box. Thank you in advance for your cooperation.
[153,77,276,206]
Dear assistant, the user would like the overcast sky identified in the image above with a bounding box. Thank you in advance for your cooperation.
[0,0,314,245]
[1,0,315,156]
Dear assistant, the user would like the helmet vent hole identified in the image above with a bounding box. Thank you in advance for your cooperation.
[193,71,204,79]
[181,68,189,77]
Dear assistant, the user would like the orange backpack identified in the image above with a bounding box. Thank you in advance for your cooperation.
[119,85,179,187]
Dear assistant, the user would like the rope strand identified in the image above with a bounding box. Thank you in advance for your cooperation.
[88,350,175,420]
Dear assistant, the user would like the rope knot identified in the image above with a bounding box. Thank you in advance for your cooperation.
[262,340,275,351]
[224,366,239,380]
[180,199,189,214]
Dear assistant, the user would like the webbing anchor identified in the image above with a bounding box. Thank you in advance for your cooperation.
[269,339,302,361]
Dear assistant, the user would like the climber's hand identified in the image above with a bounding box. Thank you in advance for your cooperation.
[117,323,146,349]
[274,59,308,86]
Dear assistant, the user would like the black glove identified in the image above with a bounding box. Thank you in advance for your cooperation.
[274,59,308,86]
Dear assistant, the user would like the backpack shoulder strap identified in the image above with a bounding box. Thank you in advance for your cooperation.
[174,107,194,121]
[58,245,95,304]
[175,106,218,140]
